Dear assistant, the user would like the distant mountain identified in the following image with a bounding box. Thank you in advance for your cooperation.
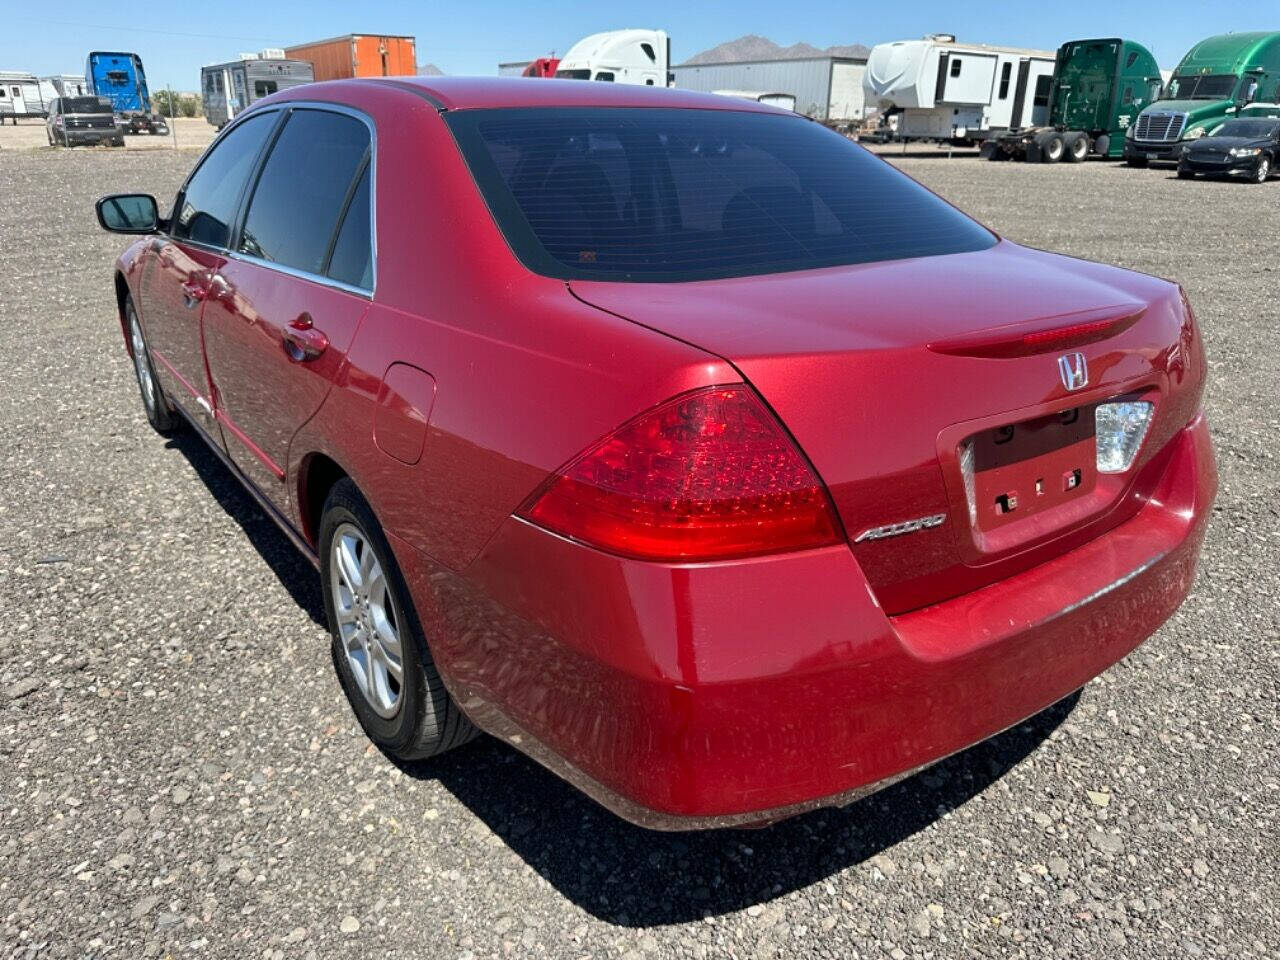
[681,34,869,66]
[416,63,445,76]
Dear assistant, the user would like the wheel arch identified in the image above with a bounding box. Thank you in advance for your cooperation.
[297,451,352,548]
[113,271,133,353]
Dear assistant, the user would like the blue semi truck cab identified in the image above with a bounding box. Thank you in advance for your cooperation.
[85,51,168,135]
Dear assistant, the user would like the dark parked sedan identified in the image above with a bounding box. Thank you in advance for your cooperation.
[1178,118,1280,182]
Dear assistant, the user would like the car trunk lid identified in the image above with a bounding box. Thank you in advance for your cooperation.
[570,240,1205,612]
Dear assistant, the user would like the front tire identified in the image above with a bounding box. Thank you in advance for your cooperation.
[1125,155,1149,167]
[126,297,180,434]
[1253,156,1271,183]
[1178,164,1196,180]
[319,479,477,760]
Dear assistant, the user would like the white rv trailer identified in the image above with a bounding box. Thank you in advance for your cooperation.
[39,74,90,108]
[864,35,1056,143]
[201,53,314,128]
[673,57,865,124]
[0,72,44,122]
[554,29,671,86]
[712,89,798,111]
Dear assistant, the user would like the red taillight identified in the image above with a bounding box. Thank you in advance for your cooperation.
[518,386,841,562]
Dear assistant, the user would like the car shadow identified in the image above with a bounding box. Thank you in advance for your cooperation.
[164,429,326,625]
[157,423,1079,924]
[400,689,1080,926]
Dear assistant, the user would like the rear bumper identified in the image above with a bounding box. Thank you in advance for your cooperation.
[394,415,1215,829]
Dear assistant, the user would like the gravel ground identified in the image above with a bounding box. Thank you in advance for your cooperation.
[0,117,216,152]
[1,146,1277,960]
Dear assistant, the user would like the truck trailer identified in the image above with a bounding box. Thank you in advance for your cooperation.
[863,34,1056,144]
[982,38,1163,162]
[85,52,167,134]
[1124,31,1280,165]
[284,35,417,83]
[201,55,315,128]
[498,58,561,77]
[554,30,671,85]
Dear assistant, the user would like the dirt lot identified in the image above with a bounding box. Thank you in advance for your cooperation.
[1,144,1277,960]
[0,116,216,152]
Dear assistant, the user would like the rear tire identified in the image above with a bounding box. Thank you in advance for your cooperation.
[1065,133,1089,163]
[125,296,180,434]
[319,479,477,761]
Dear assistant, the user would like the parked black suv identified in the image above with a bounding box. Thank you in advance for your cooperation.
[46,97,124,147]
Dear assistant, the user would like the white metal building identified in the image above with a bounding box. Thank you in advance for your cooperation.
[671,56,867,124]
[863,36,1055,141]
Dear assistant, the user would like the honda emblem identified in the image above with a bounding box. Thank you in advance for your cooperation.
[1057,352,1088,392]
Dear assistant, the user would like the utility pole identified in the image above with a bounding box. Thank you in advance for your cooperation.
[168,85,178,149]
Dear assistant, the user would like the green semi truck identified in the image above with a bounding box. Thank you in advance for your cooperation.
[982,38,1162,162]
[1124,31,1280,165]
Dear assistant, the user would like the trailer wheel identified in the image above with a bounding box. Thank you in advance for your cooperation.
[1064,133,1089,163]
[1039,132,1065,163]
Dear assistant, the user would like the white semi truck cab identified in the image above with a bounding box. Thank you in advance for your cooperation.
[554,29,671,86]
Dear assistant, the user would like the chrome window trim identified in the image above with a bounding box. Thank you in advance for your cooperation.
[170,100,378,298]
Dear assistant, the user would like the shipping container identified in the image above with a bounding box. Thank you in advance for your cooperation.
[284,34,416,82]
[671,57,866,124]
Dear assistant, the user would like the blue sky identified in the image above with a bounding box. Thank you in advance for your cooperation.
[5,1,1273,91]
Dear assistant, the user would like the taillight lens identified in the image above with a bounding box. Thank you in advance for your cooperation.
[518,386,841,562]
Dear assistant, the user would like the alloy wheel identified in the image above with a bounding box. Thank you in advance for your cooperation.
[1256,157,1271,184]
[129,311,157,415]
[329,522,404,718]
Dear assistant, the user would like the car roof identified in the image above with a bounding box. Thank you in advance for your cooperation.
[320,76,785,114]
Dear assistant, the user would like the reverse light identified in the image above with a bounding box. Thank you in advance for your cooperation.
[519,386,841,561]
[1096,401,1154,473]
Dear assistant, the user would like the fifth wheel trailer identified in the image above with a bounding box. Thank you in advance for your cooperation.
[671,56,866,125]
[0,72,43,123]
[201,55,315,128]
[864,35,1055,143]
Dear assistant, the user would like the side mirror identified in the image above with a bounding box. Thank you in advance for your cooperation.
[96,193,159,234]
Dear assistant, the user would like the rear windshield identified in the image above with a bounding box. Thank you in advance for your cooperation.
[64,97,112,114]
[446,107,996,282]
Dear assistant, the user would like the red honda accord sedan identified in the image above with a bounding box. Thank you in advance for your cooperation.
[96,78,1216,829]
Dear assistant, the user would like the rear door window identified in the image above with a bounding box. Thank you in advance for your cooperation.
[172,112,276,248]
[325,164,374,290]
[447,106,995,282]
[237,108,370,276]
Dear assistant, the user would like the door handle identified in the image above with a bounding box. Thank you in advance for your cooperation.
[282,313,329,362]
[180,279,207,309]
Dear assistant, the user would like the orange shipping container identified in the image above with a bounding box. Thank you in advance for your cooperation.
[284,34,417,82]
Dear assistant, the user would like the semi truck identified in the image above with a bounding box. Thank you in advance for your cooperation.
[85,52,167,134]
[201,54,314,128]
[981,38,1162,162]
[863,34,1056,144]
[1125,31,1280,165]
[554,29,671,85]
[284,34,417,82]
